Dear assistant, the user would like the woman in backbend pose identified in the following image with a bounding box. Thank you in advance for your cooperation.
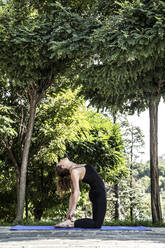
[55,157,106,228]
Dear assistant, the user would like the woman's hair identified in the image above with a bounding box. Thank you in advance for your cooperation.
[56,166,71,197]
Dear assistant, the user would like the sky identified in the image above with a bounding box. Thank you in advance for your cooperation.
[127,99,165,163]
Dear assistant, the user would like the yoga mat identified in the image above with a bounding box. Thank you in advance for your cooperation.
[101,226,151,231]
[11,225,151,231]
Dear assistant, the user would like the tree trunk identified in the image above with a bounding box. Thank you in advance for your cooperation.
[130,167,133,222]
[114,183,120,220]
[14,98,37,222]
[112,113,120,220]
[130,130,133,221]
[25,168,29,220]
[149,98,162,223]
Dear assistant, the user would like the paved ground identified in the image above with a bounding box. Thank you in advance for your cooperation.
[0,226,165,248]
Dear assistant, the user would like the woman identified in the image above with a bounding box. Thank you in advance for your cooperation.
[55,157,106,228]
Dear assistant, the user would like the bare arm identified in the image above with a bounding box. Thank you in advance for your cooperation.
[66,171,80,220]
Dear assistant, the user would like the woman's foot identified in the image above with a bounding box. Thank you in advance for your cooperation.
[55,219,74,228]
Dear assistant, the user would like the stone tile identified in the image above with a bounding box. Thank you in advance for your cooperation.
[0,227,165,248]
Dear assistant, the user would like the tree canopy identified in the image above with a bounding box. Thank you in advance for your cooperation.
[78,0,165,113]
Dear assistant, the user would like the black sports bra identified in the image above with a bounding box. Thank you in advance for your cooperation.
[82,164,105,192]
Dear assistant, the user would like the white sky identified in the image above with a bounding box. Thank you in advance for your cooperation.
[127,99,165,163]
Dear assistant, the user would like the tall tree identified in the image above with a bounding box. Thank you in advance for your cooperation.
[121,120,144,221]
[0,1,97,221]
[76,0,165,223]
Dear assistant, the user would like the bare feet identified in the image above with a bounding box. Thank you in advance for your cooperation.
[55,219,74,228]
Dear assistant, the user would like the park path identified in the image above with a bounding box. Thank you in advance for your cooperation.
[0,226,165,248]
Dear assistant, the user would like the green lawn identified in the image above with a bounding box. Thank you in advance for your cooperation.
[1,219,165,227]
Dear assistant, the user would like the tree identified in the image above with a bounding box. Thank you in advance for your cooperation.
[121,120,145,221]
[0,87,127,222]
[76,0,165,223]
[25,88,88,221]
[0,0,97,221]
[0,87,89,222]
[109,113,123,221]
[0,2,57,221]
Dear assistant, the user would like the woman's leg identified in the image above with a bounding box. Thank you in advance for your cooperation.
[92,195,106,227]
[74,218,97,228]
[74,190,106,228]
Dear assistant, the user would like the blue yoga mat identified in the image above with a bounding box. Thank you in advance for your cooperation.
[11,225,151,231]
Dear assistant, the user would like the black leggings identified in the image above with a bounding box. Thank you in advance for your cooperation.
[74,189,106,228]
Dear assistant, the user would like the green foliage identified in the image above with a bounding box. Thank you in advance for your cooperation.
[78,0,165,113]
[106,177,151,221]
[26,90,126,220]
[31,88,90,164]
[0,1,98,88]
[66,110,127,183]
[135,158,165,193]
[120,119,145,163]
[48,3,98,62]
[22,89,90,220]
[0,85,126,221]
[97,0,123,17]
[0,159,17,222]
[104,116,151,221]
[0,104,17,138]
[20,0,97,14]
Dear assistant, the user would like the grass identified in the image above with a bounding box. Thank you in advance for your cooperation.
[0,219,165,227]
[104,219,165,227]
[0,219,60,226]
